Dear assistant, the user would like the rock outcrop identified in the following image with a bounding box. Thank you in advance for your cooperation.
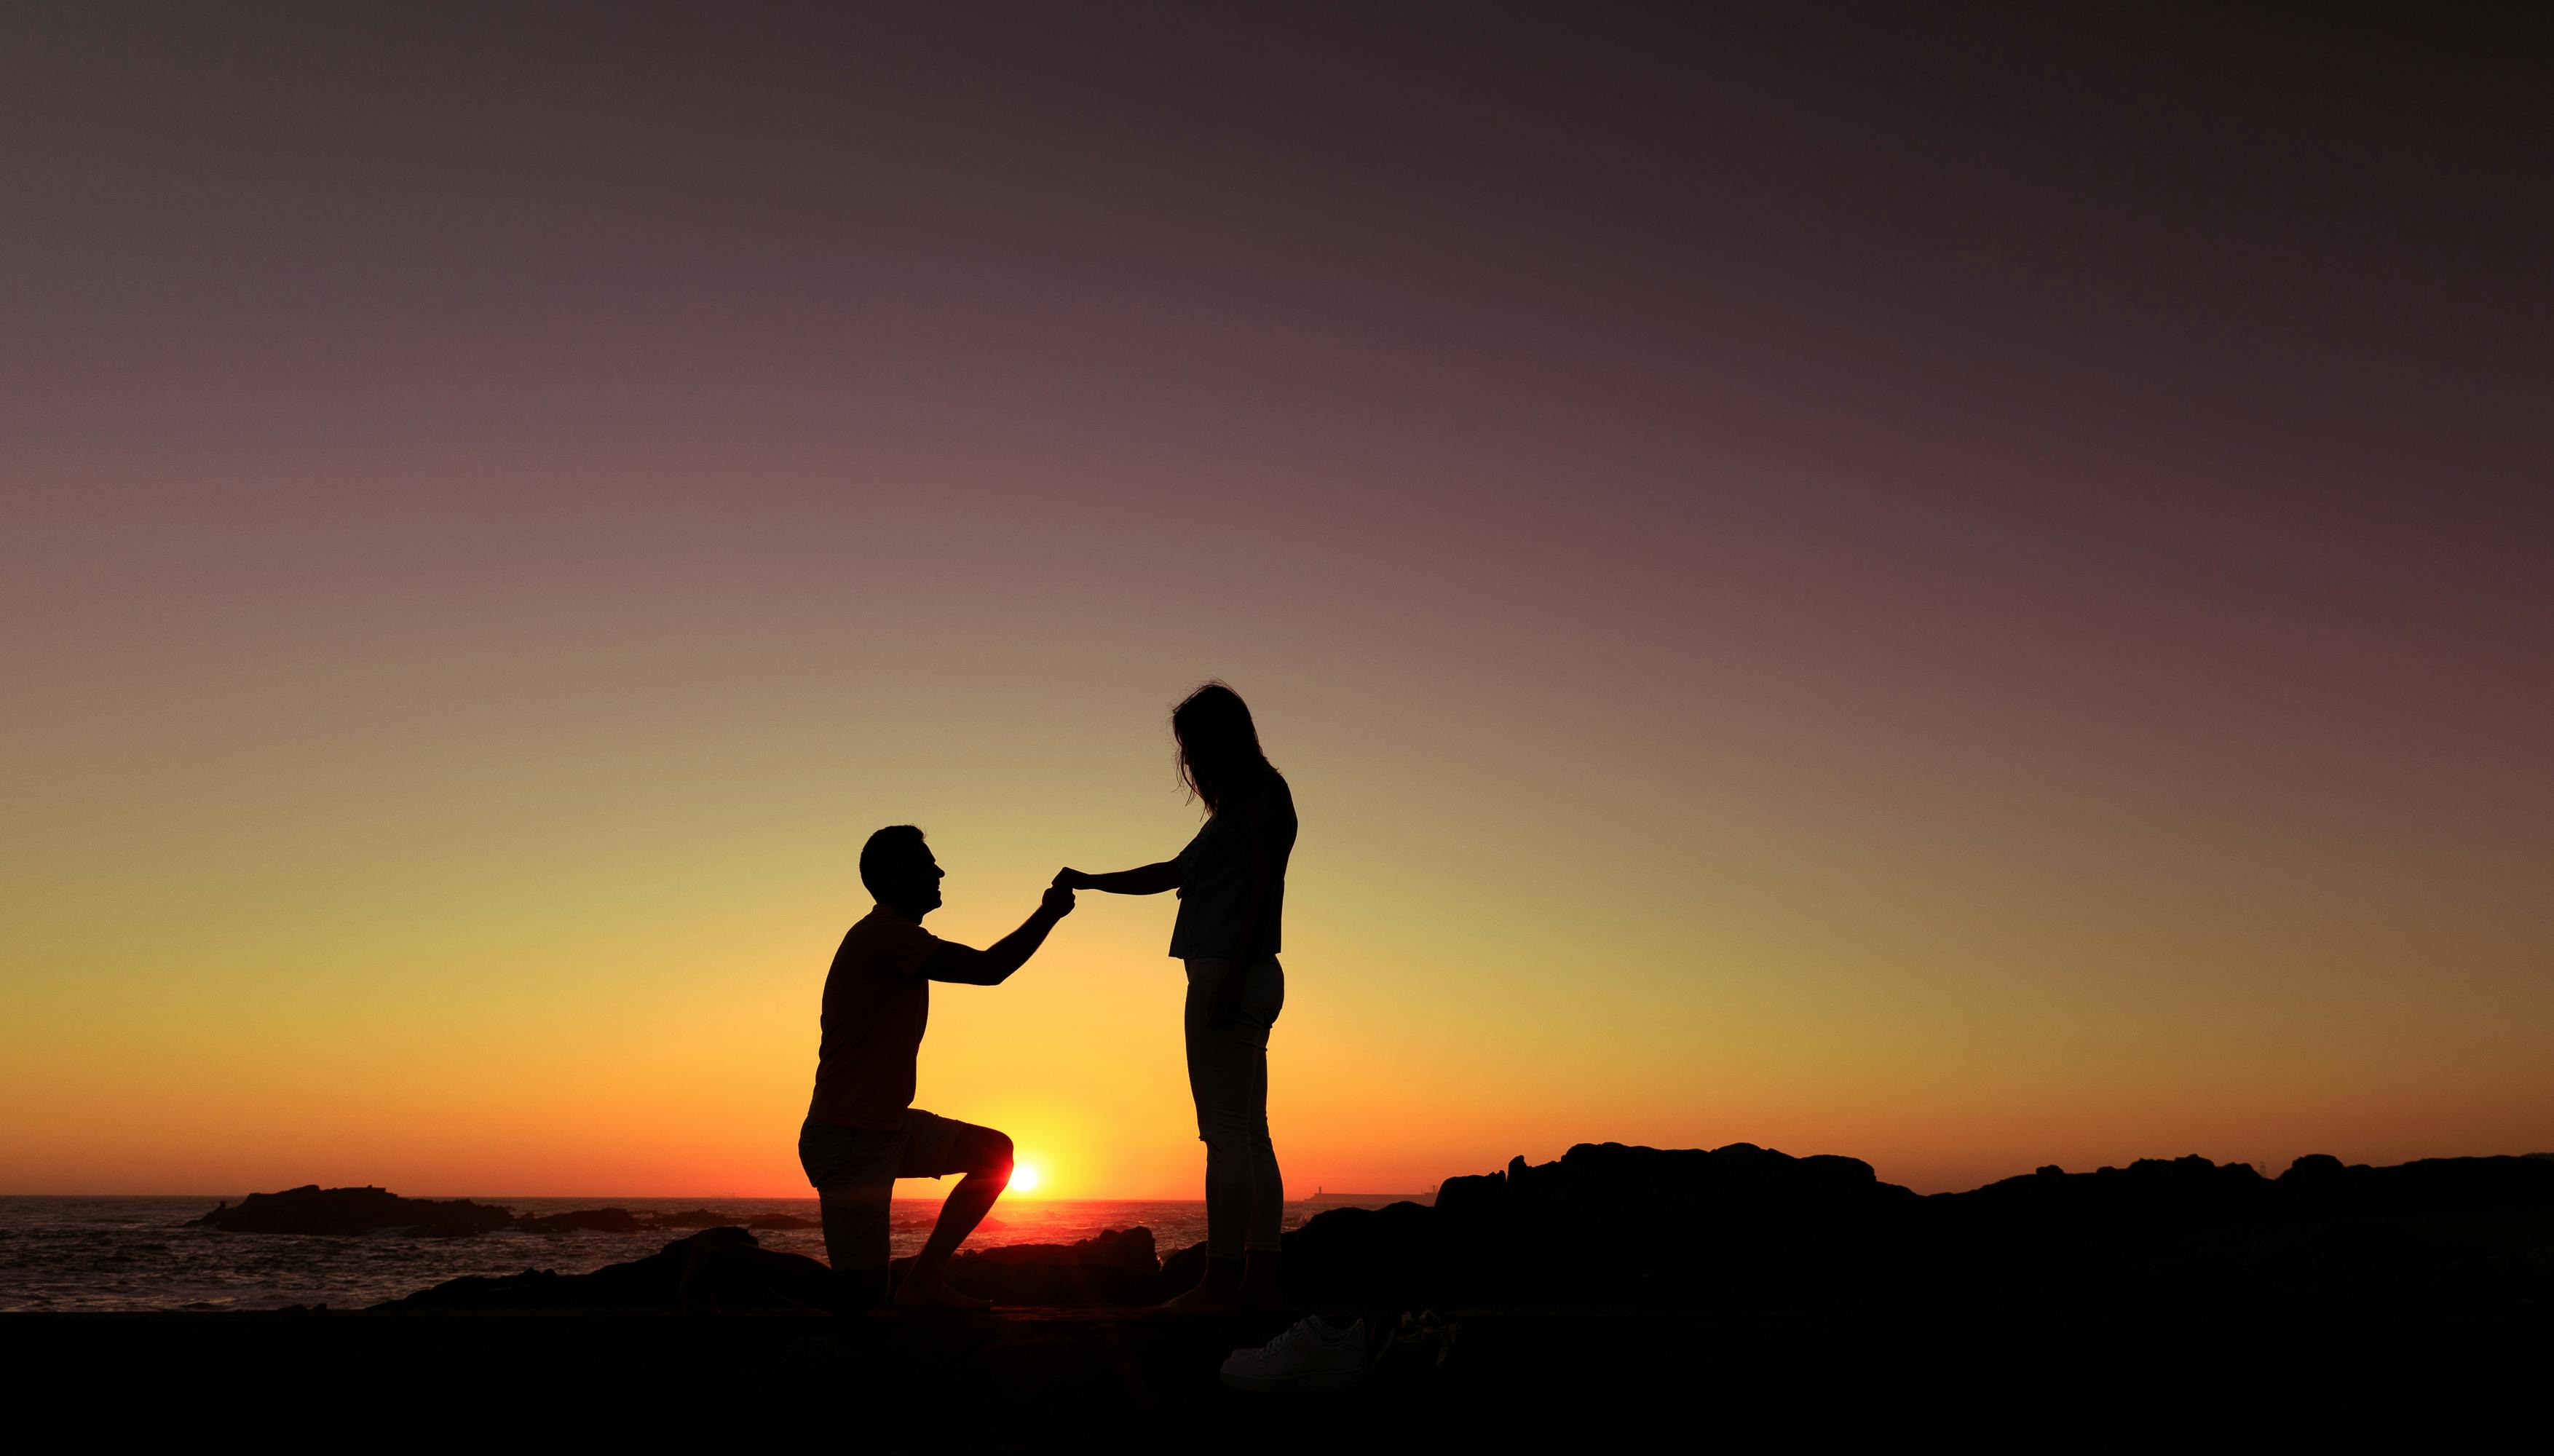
[195,1191,829,1238]
[309,1143,2554,1317]
[374,1225,1170,1312]
[376,1227,732,1310]
[190,1185,515,1238]
[1259,1143,2554,1312]
[515,1207,644,1234]
[1265,1140,1920,1309]
[890,1227,1161,1305]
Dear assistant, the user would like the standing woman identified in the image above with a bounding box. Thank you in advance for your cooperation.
[1061,681,1298,1313]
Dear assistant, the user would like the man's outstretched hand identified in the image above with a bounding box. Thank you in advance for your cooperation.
[1040,885,1077,917]
[1052,868,1089,890]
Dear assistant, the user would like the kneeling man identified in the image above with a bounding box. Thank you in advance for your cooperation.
[799,824,1073,1312]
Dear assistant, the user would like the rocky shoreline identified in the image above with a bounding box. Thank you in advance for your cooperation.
[15,1141,2551,1443]
[190,1141,2554,1315]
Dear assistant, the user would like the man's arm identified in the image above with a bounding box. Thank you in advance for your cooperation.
[1061,860,1182,895]
[917,887,1075,986]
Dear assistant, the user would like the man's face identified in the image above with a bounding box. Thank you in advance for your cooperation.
[882,849,945,915]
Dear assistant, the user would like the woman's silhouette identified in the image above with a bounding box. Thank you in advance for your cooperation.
[1061,681,1299,1313]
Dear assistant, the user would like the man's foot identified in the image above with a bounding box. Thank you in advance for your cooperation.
[891,1273,992,1313]
[1153,1255,1244,1316]
[1219,1315,1368,1392]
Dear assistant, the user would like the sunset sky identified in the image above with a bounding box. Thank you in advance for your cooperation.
[5,5,2547,1198]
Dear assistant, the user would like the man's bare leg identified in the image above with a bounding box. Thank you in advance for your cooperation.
[894,1125,1012,1313]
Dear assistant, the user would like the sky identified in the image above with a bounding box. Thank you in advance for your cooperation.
[4,4,2549,1198]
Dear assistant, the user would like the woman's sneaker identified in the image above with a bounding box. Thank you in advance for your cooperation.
[1219,1315,1369,1392]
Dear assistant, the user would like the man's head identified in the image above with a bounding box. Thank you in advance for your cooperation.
[859,825,944,917]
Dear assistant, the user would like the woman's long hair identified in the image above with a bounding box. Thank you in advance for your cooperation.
[1172,681,1278,815]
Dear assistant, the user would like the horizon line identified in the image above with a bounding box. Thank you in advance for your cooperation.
[0,1190,1442,1202]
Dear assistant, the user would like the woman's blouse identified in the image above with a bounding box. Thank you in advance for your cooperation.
[1169,774,1297,960]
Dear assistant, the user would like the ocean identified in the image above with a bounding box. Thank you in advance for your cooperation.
[0,1192,1431,1312]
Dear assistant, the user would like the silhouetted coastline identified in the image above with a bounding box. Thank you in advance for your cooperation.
[189,1187,823,1238]
[329,1141,2554,1314]
[12,1141,2549,1443]
[178,1144,2554,1310]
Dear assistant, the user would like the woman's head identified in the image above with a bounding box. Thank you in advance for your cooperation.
[1172,681,1276,813]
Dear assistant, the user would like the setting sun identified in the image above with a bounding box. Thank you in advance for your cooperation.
[1010,1163,1041,1195]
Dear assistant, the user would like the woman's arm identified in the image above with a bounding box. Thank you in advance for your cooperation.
[1059,860,1182,895]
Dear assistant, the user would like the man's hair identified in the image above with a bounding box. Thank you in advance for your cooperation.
[859,825,928,898]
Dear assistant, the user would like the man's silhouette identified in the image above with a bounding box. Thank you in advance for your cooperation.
[798,825,1073,1312]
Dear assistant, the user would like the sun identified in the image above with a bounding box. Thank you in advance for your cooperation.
[1010,1163,1041,1195]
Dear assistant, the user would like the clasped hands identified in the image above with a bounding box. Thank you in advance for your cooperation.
[1041,867,1086,917]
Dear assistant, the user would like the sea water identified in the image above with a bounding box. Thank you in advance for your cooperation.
[0,1192,1431,1312]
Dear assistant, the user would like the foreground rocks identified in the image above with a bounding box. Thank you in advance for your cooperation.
[890,1227,1163,1305]
[360,1142,2554,1316]
[371,1225,1167,1313]
[1296,1140,1921,1307]
[21,1298,2545,1445]
[76,1143,2554,1444]
[374,1228,783,1311]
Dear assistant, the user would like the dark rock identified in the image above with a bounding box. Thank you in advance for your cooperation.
[1432,1168,1505,1217]
[893,1227,1162,1305]
[373,1227,834,1312]
[515,1207,644,1234]
[1300,1141,1924,1310]
[1282,1200,1443,1308]
[2274,1152,2554,1219]
[387,1225,1171,1313]
[189,1185,515,1237]
[1159,1239,1208,1299]
[347,1144,2554,1320]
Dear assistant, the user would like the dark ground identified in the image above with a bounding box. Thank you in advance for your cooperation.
[22,1145,2550,1446]
[7,1297,2542,1448]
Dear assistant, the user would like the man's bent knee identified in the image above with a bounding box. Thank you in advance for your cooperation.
[960,1127,1015,1180]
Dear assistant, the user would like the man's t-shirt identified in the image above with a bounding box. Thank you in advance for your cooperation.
[807,906,939,1131]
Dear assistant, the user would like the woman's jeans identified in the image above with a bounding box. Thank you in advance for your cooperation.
[1183,956,1285,1259]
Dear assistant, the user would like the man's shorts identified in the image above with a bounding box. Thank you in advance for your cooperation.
[797,1109,982,1276]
